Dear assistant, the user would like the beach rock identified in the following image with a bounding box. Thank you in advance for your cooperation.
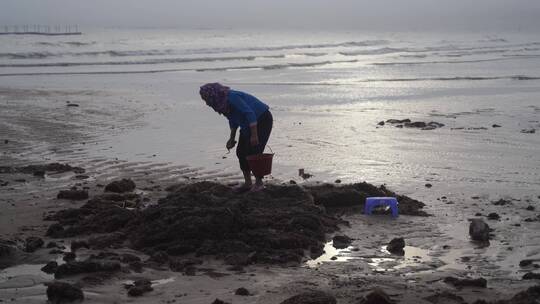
[45,181,425,266]
[67,103,79,107]
[492,199,511,206]
[41,261,58,274]
[46,223,66,238]
[386,119,411,124]
[78,272,114,287]
[235,287,250,296]
[377,121,385,126]
[212,299,231,304]
[387,237,405,255]
[0,180,8,186]
[425,183,432,188]
[120,253,141,263]
[280,291,336,304]
[424,291,466,304]
[492,124,501,128]
[0,241,16,269]
[522,272,540,280]
[0,240,15,258]
[405,121,427,128]
[504,285,540,304]
[104,179,136,193]
[469,219,490,241]
[55,260,121,279]
[71,240,89,252]
[47,196,136,237]
[361,288,394,304]
[332,235,351,249]
[45,281,84,303]
[169,257,203,273]
[149,251,169,264]
[33,170,46,177]
[487,212,500,220]
[20,163,85,175]
[127,279,153,297]
[306,182,426,216]
[57,189,89,200]
[63,252,76,262]
[25,236,44,252]
[521,129,536,134]
[129,261,143,273]
[3,139,8,144]
[526,205,535,211]
[520,259,534,267]
[443,276,487,288]
[474,285,540,304]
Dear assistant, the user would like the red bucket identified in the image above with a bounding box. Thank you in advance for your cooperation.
[246,153,274,177]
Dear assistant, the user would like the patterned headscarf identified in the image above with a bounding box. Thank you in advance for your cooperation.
[199,83,230,114]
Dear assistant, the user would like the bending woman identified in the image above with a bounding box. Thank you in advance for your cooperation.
[200,83,273,192]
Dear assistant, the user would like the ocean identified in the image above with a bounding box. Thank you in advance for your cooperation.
[1,29,539,195]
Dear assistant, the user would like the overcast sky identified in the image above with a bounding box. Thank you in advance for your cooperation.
[2,0,539,31]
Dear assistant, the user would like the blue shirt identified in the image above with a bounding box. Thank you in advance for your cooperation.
[227,90,269,132]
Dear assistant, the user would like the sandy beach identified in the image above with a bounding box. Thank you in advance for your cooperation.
[1,29,540,303]
[1,80,539,303]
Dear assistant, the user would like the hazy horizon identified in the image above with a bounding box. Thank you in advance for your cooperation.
[1,0,540,32]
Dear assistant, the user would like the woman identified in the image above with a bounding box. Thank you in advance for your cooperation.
[200,83,273,192]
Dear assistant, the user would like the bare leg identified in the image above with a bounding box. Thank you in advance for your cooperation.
[242,170,253,187]
[255,176,263,186]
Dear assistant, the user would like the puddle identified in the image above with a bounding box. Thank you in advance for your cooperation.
[0,242,71,290]
[366,246,432,272]
[305,241,356,268]
[123,277,175,287]
[152,277,175,286]
[0,264,53,288]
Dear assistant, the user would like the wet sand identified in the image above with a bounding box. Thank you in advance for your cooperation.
[1,83,540,303]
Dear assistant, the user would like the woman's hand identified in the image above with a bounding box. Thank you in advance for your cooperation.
[226,138,237,150]
[250,134,259,146]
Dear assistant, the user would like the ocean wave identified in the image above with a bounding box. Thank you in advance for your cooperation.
[0,49,178,59]
[478,38,508,43]
[181,39,389,55]
[195,59,358,72]
[372,55,540,66]
[7,40,540,62]
[0,59,361,76]
[229,76,540,85]
[0,54,291,68]
[339,47,410,56]
[8,39,387,59]
[34,41,96,47]
[301,52,327,57]
[0,52,56,59]
[338,42,540,58]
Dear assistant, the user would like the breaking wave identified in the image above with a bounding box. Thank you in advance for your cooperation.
[2,40,388,60]
[372,55,540,66]
[0,54,316,68]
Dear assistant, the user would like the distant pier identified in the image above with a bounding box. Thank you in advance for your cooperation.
[0,25,82,36]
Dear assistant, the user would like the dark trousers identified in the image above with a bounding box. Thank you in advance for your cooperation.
[237,110,273,176]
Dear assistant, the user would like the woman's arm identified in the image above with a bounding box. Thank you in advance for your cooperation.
[249,124,259,146]
[227,127,238,150]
